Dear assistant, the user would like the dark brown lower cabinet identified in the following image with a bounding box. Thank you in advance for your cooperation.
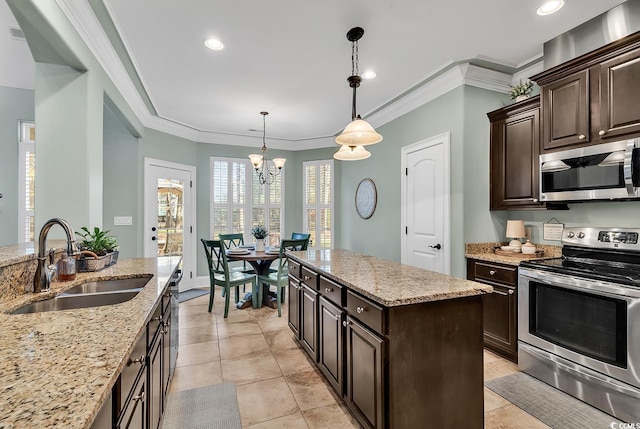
[318,296,344,393]
[149,331,163,429]
[117,374,146,429]
[300,284,318,361]
[287,275,301,338]
[345,315,384,429]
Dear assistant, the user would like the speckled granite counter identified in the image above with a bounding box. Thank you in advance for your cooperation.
[464,242,562,266]
[287,249,492,306]
[0,256,181,429]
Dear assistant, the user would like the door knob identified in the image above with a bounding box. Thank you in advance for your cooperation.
[152,236,157,241]
[429,244,442,250]
[152,227,157,231]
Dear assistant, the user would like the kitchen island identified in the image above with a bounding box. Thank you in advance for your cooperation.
[286,249,492,429]
[0,255,181,428]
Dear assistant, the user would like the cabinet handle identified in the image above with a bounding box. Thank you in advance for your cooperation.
[599,130,606,136]
[578,134,586,140]
[356,306,365,314]
[489,270,496,275]
[324,287,333,293]
[132,392,145,402]
[129,355,145,365]
[343,320,351,327]
[508,289,515,295]
[152,316,162,321]
[303,275,311,281]
[532,198,538,203]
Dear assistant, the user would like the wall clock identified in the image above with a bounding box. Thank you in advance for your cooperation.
[355,178,377,219]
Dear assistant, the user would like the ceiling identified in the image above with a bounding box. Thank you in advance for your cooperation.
[1,0,628,146]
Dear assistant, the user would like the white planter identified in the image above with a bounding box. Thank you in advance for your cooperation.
[255,239,265,252]
[515,95,530,102]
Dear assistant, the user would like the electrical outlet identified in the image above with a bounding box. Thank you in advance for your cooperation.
[114,216,133,226]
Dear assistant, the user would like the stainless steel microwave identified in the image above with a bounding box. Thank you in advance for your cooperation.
[539,139,640,202]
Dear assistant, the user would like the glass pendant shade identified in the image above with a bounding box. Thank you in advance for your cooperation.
[333,144,371,161]
[249,154,264,169]
[335,118,383,146]
[273,158,286,169]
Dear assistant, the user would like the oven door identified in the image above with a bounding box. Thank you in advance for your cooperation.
[518,267,640,389]
[539,139,640,201]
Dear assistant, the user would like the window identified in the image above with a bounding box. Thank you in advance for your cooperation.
[303,160,333,249]
[210,157,284,246]
[18,121,35,243]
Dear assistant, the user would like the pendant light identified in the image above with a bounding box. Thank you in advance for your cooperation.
[334,27,382,161]
[248,112,285,185]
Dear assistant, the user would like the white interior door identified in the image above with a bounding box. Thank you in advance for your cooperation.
[401,132,450,274]
[144,158,195,291]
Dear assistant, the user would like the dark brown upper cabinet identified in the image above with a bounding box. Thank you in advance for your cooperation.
[488,96,545,210]
[533,33,640,153]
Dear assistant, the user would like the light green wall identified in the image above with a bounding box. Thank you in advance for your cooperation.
[0,87,34,246]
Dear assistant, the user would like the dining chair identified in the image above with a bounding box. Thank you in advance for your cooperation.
[290,232,311,250]
[201,239,258,317]
[256,238,307,316]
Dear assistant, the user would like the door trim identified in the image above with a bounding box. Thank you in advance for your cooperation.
[400,132,451,274]
[144,157,196,290]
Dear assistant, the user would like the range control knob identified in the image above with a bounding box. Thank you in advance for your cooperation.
[567,232,575,238]
[577,232,585,239]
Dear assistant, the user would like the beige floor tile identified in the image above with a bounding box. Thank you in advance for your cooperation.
[484,358,519,382]
[245,411,309,429]
[179,302,211,317]
[302,404,359,429]
[273,348,315,376]
[176,340,220,367]
[484,387,511,412]
[285,370,338,411]
[485,404,551,428]
[179,324,218,345]
[484,349,505,364]
[264,329,299,350]
[221,351,282,385]
[179,311,217,329]
[218,333,270,360]
[169,361,223,393]
[257,314,291,333]
[215,306,258,323]
[236,377,299,426]
[217,320,262,339]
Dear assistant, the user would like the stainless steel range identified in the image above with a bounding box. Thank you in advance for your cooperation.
[518,227,640,422]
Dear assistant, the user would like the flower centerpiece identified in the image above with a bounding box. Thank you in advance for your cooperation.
[509,79,534,102]
[251,225,268,252]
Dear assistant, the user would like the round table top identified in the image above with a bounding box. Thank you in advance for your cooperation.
[226,250,280,262]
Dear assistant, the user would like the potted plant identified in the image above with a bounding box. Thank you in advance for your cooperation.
[76,226,119,271]
[251,225,268,252]
[509,79,534,102]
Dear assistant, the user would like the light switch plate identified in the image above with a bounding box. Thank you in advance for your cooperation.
[114,216,133,226]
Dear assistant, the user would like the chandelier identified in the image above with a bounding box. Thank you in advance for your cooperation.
[248,111,286,185]
[334,27,382,161]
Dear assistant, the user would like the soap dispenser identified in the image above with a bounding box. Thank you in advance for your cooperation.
[57,251,76,281]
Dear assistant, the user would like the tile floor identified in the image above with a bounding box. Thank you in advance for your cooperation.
[170,289,550,428]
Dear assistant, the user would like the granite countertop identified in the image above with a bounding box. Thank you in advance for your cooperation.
[464,242,562,266]
[0,256,181,429]
[287,249,492,307]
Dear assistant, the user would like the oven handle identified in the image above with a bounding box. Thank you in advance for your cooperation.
[520,343,640,399]
[624,140,637,194]
[519,268,640,299]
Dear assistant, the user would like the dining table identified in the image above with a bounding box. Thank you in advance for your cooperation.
[227,248,281,308]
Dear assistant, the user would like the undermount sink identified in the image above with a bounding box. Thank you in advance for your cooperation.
[11,277,152,315]
[59,277,151,295]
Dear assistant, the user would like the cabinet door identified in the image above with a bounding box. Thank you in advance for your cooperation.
[542,69,590,150]
[288,276,301,338]
[345,316,384,429]
[490,104,541,209]
[599,47,640,140]
[300,284,318,361]
[116,376,146,429]
[149,335,163,429]
[318,296,344,394]
[162,314,171,403]
[482,283,517,362]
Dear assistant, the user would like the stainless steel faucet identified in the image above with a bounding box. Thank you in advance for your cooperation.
[32,218,78,293]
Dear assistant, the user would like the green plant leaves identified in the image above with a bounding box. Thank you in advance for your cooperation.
[76,226,118,256]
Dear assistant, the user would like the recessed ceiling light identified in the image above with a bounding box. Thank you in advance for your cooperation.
[536,0,564,16]
[361,70,377,80]
[205,39,224,50]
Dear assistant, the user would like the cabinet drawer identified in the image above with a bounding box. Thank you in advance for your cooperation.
[148,303,163,347]
[288,259,301,280]
[474,262,517,285]
[319,276,343,306]
[301,266,318,290]
[119,334,146,412]
[346,290,383,334]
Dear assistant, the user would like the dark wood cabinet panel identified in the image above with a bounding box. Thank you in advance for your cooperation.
[301,284,318,361]
[542,70,590,150]
[148,334,163,429]
[488,96,544,210]
[318,296,344,394]
[600,47,640,140]
[116,376,146,429]
[288,276,301,338]
[467,259,518,362]
[345,316,384,429]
